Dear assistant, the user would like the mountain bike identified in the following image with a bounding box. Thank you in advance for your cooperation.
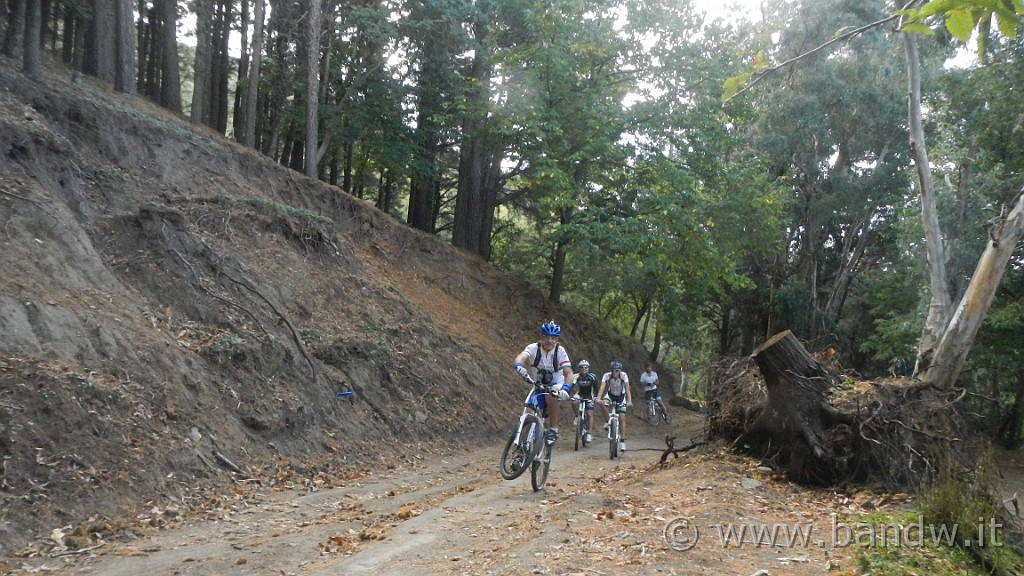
[498,377,554,491]
[603,397,627,460]
[644,391,665,425]
[573,395,594,451]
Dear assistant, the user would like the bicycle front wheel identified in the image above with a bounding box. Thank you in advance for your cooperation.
[574,408,584,451]
[499,414,541,480]
[647,400,659,425]
[531,443,551,491]
[609,418,619,460]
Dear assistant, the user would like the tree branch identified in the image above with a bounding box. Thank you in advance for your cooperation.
[723,13,902,105]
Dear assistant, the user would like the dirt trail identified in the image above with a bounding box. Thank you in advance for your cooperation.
[12,410,857,576]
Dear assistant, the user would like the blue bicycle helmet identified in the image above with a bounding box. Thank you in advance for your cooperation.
[539,321,561,336]
[610,361,622,370]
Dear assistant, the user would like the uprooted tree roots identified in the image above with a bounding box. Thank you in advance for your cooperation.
[707,331,976,488]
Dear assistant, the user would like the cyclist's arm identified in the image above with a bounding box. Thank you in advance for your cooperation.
[561,367,574,391]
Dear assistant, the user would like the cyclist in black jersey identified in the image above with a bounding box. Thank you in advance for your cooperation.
[570,360,599,444]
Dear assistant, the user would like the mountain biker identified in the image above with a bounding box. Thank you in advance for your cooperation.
[570,359,599,444]
[640,363,670,422]
[597,361,632,452]
[513,320,573,445]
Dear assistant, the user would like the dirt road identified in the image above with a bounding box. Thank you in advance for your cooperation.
[10,411,855,575]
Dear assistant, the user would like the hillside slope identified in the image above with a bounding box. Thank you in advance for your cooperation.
[0,59,654,552]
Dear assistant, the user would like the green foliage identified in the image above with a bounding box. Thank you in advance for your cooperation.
[919,472,1024,574]
[853,513,992,575]
[900,0,1023,57]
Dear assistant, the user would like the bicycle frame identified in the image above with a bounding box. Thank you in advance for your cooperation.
[513,384,546,448]
[604,398,626,459]
[573,395,593,450]
[499,378,555,489]
[645,395,659,424]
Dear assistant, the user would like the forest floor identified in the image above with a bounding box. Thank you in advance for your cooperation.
[10,407,1014,576]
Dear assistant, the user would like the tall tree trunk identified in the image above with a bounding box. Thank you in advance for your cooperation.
[139,4,156,99]
[548,239,566,304]
[22,0,41,79]
[114,0,136,94]
[823,206,877,323]
[651,322,662,362]
[61,4,75,64]
[304,0,322,179]
[547,207,571,304]
[242,0,265,148]
[86,0,117,84]
[211,0,231,133]
[2,0,25,58]
[158,0,181,112]
[904,33,952,376]
[408,134,440,234]
[923,192,1024,389]
[191,0,214,125]
[452,13,492,257]
[630,293,651,338]
[233,0,250,141]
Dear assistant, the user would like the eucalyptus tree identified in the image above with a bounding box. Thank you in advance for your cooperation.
[898,0,1024,389]
[723,0,912,359]
[724,0,1024,385]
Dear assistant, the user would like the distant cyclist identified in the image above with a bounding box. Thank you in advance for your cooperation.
[597,361,632,452]
[640,363,669,422]
[571,360,599,444]
[513,321,573,445]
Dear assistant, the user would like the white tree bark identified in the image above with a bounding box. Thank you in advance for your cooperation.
[924,192,1024,389]
[903,32,953,376]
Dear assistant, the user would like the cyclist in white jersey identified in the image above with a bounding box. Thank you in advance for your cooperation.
[513,320,573,445]
[597,361,632,451]
[640,364,669,422]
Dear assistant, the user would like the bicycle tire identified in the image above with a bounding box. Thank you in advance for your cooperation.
[499,414,541,480]
[582,411,591,447]
[574,406,585,451]
[531,443,551,491]
[646,400,658,425]
[609,418,619,460]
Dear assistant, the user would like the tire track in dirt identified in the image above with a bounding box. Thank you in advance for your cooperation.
[34,410,840,576]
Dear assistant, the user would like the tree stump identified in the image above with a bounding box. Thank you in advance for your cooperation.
[735,331,848,483]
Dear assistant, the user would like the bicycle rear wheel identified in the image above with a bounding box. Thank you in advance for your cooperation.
[499,414,541,480]
[531,443,551,491]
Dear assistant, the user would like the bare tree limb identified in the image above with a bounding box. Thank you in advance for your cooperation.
[723,12,903,105]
